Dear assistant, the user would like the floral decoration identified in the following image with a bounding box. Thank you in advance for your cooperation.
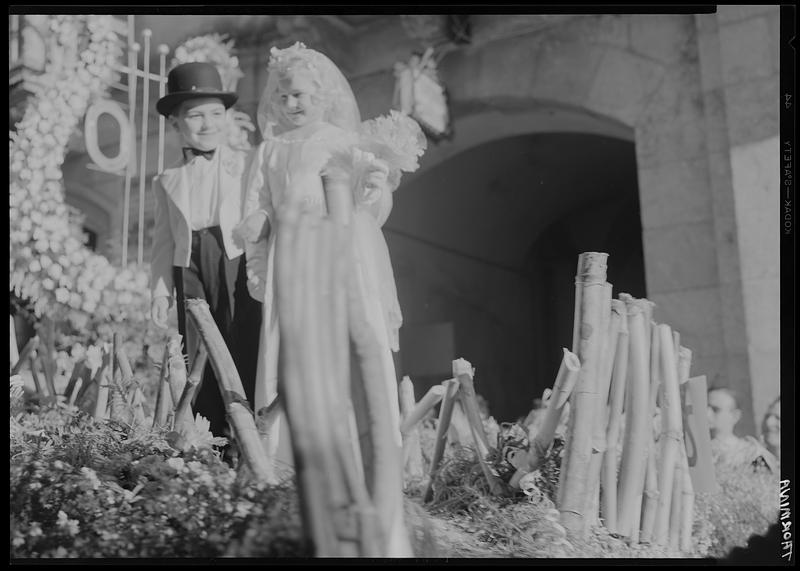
[9,15,173,397]
[9,15,152,327]
[358,110,428,173]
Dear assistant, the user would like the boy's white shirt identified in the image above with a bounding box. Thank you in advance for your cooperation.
[186,151,221,230]
[150,143,251,305]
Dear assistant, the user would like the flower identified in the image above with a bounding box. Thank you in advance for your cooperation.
[56,510,80,535]
[182,414,228,450]
[358,110,427,173]
[9,15,153,327]
[166,457,186,472]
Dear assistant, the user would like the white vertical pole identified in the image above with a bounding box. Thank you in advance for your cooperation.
[137,29,152,267]
[157,44,169,175]
[121,15,139,268]
[10,15,20,66]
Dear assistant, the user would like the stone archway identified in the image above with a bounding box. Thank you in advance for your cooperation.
[386,123,644,421]
[373,12,764,432]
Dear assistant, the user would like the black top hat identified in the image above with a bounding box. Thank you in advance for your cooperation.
[156,62,238,117]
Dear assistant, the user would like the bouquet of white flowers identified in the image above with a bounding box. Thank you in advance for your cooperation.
[357,110,427,173]
[324,111,427,207]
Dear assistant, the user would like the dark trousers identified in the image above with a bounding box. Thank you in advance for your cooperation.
[173,226,262,439]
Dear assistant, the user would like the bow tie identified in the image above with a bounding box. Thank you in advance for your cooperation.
[183,147,216,162]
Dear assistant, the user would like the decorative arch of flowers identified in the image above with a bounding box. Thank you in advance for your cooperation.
[9,15,151,330]
[9,19,256,387]
[9,15,157,384]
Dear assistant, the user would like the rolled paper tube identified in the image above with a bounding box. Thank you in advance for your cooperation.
[649,322,661,410]
[94,369,110,420]
[585,285,619,532]
[11,336,38,376]
[640,322,661,543]
[423,379,460,503]
[153,344,172,429]
[174,347,208,431]
[525,348,580,476]
[166,336,188,407]
[639,430,660,543]
[679,445,695,553]
[76,349,110,409]
[306,216,351,522]
[452,358,491,455]
[10,315,19,367]
[39,351,57,399]
[345,245,411,557]
[560,252,608,535]
[63,361,87,402]
[601,299,629,534]
[631,494,642,545]
[652,324,683,546]
[328,214,364,489]
[275,205,336,552]
[68,378,83,406]
[554,350,581,409]
[186,299,273,482]
[399,384,446,434]
[11,335,39,376]
[616,299,650,538]
[284,209,333,497]
[115,343,134,384]
[668,459,684,552]
[131,387,147,426]
[642,300,655,368]
[672,330,681,376]
[677,347,692,384]
[29,355,45,396]
[457,391,504,495]
[571,258,583,355]
[399,376,424,481]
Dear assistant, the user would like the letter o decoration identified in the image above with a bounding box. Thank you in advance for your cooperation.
[84,99,131,173]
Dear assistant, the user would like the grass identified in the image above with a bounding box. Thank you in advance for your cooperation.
[9,393,781,560]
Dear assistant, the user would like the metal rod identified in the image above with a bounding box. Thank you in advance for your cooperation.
[157,44,169,175]
[137,29,152,266]
[120,16,138,267]
[112,64,168,83]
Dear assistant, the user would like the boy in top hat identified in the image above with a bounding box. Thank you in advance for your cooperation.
[150,61,261,445]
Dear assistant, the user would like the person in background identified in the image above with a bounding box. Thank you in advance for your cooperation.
[760,397,780,466]
[150,62,262,449]
[707,387,777,473]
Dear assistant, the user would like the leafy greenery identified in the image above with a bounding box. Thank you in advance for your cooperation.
[10,401,307,558]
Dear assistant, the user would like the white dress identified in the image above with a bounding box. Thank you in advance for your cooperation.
[243,120,403,466]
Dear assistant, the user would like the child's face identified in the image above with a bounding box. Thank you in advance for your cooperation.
[170,98,227,151]
[275,70,324,128]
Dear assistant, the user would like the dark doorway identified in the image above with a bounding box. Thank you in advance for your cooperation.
[386,132,644,422]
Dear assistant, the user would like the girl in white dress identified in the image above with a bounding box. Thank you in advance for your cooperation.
[235,43,405,471]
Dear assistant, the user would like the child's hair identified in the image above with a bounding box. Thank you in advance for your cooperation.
[268,50,329,109]
[257,42,361,137]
